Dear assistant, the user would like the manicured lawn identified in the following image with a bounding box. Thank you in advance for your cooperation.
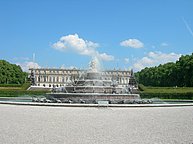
[143,87,193,93]
[0,83,49,97]
[139,85,193,100]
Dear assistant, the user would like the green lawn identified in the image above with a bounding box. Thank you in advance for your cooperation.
[143,86,193,93]
[1,83,193,99]
[0,83,49,97]
[139,84,193,100]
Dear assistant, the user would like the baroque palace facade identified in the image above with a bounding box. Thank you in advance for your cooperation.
[29,68,135,88]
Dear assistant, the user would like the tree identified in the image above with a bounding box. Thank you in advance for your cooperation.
[135,53,193,87]
[0,60,27,84]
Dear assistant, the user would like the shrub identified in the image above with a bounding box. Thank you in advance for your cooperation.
[140,92,193,100]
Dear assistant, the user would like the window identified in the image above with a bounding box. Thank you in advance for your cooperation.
[38,76,40,82]
[44,76,46,82]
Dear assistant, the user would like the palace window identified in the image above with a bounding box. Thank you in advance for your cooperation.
[43,76,46,82]
[38,76,40,82]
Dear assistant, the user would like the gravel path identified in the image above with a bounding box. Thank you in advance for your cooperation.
[0,104,193,144]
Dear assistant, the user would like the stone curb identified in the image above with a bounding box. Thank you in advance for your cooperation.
[1,101,193,108]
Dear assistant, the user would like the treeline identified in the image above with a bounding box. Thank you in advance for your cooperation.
[135,53,193,87]
[0,60,27,84]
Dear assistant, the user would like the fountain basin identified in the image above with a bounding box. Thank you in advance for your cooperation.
[46,93,140,103]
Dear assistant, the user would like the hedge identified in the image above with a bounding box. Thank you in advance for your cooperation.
[0,90,48,97]
[0,84,22,87]
[140,92,193,100]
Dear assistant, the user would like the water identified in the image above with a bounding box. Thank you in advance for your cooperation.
[150,98,193,104]
[0,97,32,102]
[0,96,193,104]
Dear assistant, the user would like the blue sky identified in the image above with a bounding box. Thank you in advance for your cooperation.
[0,0,193,71]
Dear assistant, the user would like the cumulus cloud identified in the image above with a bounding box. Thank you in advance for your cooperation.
[120,38,144,48]
[133,51,181,71]
[17,62,41,72]
[52,34,114,61]
[97,52,114,61]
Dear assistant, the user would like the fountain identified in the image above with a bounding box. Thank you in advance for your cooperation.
[46,58,144,104]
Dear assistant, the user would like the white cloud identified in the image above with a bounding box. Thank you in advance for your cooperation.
[133,51,181,71]
[52,41,66,51]
[97,52,114,61]
[120,38,144,48]
[17,61,41,72]
[52,34,114,61]
[124,58,129,64]
[53,34,98,55]
[161,42,169,47]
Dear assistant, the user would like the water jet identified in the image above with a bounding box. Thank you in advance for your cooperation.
[46,58,141,104]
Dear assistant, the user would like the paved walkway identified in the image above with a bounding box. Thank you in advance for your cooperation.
[0,104,193,144]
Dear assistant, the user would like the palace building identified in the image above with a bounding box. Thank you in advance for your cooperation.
[29,68,136,88]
